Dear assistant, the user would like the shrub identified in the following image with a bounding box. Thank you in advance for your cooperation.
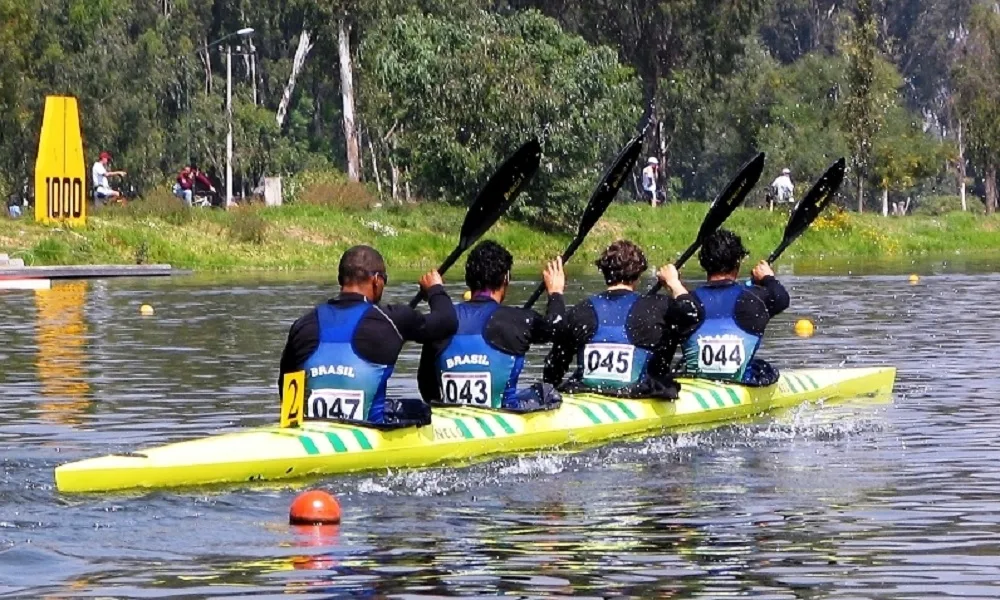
[911,195,986,216]
[285,169,378,211]
[99,187,193,225]
[228,208,268,244]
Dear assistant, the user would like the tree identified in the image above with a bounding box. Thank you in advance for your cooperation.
[954,2,1000,214]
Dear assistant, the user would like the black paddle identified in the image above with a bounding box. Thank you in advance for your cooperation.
[646,151,766,295]
[409,138,542,308]
[765,157,847,264]
[522,128,646,309]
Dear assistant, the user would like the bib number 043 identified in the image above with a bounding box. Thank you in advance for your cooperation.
[307,389,364,420]
[697,335,745,374]
[583,343,634,383]
[441,372,492,407]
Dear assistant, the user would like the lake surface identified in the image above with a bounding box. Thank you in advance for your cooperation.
[0,262,997,598]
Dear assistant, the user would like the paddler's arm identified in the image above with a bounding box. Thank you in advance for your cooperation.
[387,270,458,344]
[542,301,594,385]
[527,256,567,343]
[750,261,790,317]
[416,341,444,403]
[276,309,319,396]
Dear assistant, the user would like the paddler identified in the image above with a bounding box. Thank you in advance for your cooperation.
[543,240,701,398]
[417,240,566,411]
[278,245,458,426]
[679,229,789,386]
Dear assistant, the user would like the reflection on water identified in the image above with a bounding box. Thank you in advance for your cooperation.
[2,267,1000,597]
[34,282,91,426]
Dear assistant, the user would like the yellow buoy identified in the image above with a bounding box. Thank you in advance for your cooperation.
[140,304,155,316]
[463,290,472,301]
[909,274,920,285]
[794,319,814,338]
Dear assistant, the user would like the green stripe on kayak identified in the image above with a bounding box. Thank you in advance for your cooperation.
[689,383,727,408]
[785,376,800,393]
[298,436,320,456]
[596,402,620,423]
[726,387,742,406]
[324,433,347,453]
[351,429,373,450]
[474,417,495,438]
[687,389,711,410]
[792,375,809,392]
[453,419,475,439]
[612,400,637,420]
[576,403,602,425]
[805,374,819,389]
[493,414,515,435]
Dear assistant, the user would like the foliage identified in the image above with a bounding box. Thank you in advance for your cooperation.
[911,195,986,216]
[228,208,269,244]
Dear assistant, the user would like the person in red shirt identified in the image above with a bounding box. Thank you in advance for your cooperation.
[172,164,216,207]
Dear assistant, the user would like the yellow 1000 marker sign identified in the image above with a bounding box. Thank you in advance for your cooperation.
[35,96,87,225]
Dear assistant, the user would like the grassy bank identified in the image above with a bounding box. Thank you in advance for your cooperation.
[1,200,998,273]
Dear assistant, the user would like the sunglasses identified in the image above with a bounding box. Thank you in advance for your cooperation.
[370,271,388,285]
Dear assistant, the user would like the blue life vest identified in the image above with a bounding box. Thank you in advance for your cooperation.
[682,282,762,382]
[575,292,650,389]
[436,300,524,409]
[302,302,394,423]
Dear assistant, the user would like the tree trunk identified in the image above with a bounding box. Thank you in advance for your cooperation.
[277,31,313,128]
[367,132,382,197]
[986,164,997,214]
[958,118,967,211]
[881,187,888,217]
[857,175,865,213]
[338,18,361,182]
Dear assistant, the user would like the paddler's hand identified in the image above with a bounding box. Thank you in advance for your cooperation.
[419,270,443,292]
[657,264,688,298]
[542,256,565,295]
[752,260,774,283]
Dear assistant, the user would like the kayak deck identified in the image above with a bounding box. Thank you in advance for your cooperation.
[54,367,895,493]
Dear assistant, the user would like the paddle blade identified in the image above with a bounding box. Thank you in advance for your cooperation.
[458,138,542,249]
[576,131,645,240]
[770,157,846,263]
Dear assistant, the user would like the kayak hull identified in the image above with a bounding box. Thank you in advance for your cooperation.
[54,367,895,493]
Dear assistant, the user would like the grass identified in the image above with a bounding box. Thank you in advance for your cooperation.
[2,199,999,273]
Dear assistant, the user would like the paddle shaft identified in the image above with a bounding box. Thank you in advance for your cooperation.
[408,245,463,308]
[522,235,586,309]
[645,238,701,295]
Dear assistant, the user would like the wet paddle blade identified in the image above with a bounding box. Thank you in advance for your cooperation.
[768,157,846,264]
[522,130,645,309]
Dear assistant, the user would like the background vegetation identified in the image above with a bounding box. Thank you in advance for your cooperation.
[1,0,997,224]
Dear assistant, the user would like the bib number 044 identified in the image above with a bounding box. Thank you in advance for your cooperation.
[697,335,745,374]
[307,389,364,420]
[583,343,634,383]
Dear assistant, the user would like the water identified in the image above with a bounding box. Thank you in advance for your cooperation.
[0,264,995,598]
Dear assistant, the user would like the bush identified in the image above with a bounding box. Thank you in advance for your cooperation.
[911,195,986,216]
[99,187,194,225]
[285,169,378,211]
[228,208,268,244]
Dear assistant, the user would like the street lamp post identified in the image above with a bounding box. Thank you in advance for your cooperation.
[186,27,254,209]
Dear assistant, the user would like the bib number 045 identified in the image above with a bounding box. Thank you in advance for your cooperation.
[583,343,634,383]
[697,335,745,374]
[441,372,492,407]
[307,389,364,420]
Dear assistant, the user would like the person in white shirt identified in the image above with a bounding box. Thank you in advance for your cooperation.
[641,157,659,207]
[92,151,127,204]
[768,168,794,211]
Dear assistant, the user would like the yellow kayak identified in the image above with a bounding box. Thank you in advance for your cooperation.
[54,367,895,493]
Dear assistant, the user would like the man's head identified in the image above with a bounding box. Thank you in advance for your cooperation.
[338,245,388,302]
[647,157,659,168]
[699,229,749,279]
[99,151,112,165]
[465,240,512,301]
[782,168,791,176]
[595,240,647,287]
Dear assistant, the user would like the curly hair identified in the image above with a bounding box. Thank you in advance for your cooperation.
[595,240,647,285]
[698,229,749,275]
[466,240,513,292]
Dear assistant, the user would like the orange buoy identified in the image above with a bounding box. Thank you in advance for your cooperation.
[289,490,342,525]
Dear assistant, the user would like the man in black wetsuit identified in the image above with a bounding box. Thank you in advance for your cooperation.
[543,239,702,398]
[278,245,458,426]
[417,240,566,411]
[679,229,790,386]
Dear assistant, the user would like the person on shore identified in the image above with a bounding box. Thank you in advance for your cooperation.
[172,164,217,207]
[278,245,458,427]
[543,240,702,398]
[680,229,789,386]
[417,241,566,412]
[641,157,660,206]
[92,151,127,204]
[768,168,794,211]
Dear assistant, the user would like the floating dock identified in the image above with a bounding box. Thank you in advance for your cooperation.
[0,255,176,289]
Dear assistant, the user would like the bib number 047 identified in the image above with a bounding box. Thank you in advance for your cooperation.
[307,389,364,420]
